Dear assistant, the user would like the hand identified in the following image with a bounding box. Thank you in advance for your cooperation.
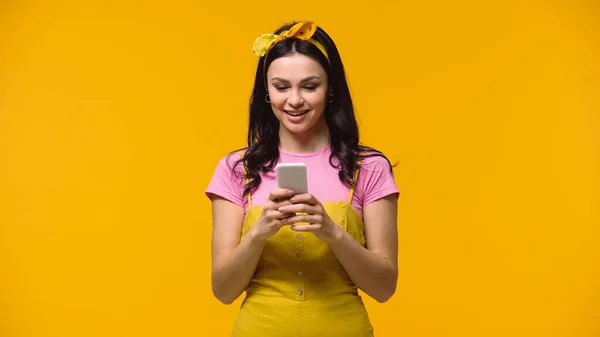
[278,193,343,243]
[250,188,295,242]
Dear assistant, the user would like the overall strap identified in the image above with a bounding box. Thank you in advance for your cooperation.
[239,151,252,208]
[347,154,363,204]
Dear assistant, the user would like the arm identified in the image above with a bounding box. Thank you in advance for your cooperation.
[328,194,398,303]
[210,188,295,304]
[210,196,265,304]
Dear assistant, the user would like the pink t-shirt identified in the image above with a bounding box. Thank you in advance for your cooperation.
[205,146,399,218]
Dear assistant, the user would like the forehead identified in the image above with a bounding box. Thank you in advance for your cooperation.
[267,53,327,81]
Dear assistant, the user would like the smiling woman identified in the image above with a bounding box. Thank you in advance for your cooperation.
[205,21,400,337]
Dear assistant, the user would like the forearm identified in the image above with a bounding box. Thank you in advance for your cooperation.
[211,230,265,304]
[329,229,398,303]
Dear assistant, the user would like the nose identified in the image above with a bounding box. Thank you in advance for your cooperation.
[287,90,304,108]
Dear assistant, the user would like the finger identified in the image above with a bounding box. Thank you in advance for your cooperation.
[266,210,292,220]
[277,203,317,215]
[282,214,322,225]
[290,224,323,232]
[264,198,294,211]
[268,188,295,201]
[289,193,319,206]
[273,199,295,209]
[273,212,298,224]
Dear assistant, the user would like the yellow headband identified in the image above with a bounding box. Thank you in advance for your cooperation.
[252,21,329,60]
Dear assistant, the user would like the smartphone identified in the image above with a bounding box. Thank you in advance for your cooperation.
[275,162,308,194]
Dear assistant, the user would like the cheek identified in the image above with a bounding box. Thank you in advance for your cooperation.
[269,93,287,109]
[308,93,327,108]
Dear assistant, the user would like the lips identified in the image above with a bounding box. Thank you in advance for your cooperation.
[285,110,309,117]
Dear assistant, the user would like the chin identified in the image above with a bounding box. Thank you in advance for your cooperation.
[282,124,310,134]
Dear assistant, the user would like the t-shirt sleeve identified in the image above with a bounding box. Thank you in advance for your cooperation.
[355,154,399,206]
[205,153,246,207]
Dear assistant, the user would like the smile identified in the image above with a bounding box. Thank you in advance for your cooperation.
[284,110,309,117]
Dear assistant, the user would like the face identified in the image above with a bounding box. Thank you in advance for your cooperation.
[266,53,329,136]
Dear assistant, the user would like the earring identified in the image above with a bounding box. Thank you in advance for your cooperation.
[265,94,271,103]
[327,92,334,103]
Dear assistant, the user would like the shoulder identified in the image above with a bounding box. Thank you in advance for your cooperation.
[205,148,248,205]
[354,149,399,205]
[359,150,394,173]
[214,148,248,172]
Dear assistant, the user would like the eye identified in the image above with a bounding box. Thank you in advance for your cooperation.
[304,85,317,91]
[274,85,288,91]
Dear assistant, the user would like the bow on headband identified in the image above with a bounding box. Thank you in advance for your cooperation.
[252,21,329,60]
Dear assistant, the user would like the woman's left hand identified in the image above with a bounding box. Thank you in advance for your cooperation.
[278,193,343,243]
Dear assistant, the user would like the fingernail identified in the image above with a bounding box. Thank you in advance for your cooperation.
[290,225,296,230]
[289,197,295,202]
[278,207,285,212]
[288,190,294,195]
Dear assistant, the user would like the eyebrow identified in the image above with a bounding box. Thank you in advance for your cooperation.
[270,76,321,83]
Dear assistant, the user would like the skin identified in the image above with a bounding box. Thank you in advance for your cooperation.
[210,53,398,305]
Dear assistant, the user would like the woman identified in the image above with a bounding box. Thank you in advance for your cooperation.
[206,21,399,337]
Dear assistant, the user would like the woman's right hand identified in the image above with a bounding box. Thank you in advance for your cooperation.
[250,188,295,242]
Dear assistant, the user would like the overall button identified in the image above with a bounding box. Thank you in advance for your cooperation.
[296,252,303,258]
[297,289,303,296]
[296,234,301,240]
[297,271,303,277]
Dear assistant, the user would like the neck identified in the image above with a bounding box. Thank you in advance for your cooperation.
[278,120,330,154]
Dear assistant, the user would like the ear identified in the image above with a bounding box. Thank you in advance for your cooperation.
[326,88,334,104]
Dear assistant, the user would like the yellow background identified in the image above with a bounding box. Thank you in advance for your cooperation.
[1,1,599,336]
